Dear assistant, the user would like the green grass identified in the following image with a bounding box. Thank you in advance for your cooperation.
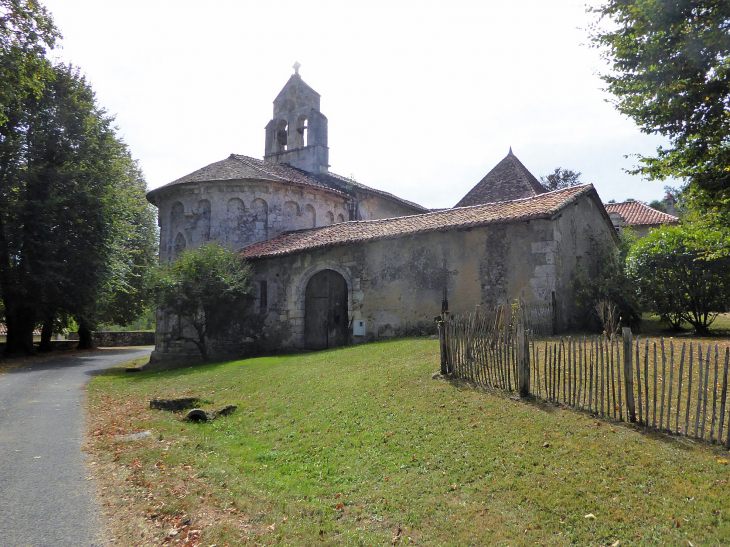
[640,312,730,336]
[88,338,730,546]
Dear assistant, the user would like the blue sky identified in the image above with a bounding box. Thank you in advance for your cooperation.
[42,0,674,208]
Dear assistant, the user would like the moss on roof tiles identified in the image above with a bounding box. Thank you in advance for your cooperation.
[243,184,594,259]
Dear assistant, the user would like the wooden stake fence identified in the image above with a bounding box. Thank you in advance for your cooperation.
[439,311,730,448]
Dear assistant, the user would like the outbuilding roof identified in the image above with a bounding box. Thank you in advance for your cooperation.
[455,149,547,207]
[604,201,680,227]
[243,184,596,259]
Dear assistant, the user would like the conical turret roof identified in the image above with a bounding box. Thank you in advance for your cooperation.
[455,149,546,207]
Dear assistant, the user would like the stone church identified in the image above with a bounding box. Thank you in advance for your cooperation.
[147,67,618,362]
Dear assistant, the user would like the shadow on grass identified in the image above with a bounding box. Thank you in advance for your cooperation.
[442,372,724,454]
[1,347,153,376]
[639,313,730,339]
[95,350,310,381]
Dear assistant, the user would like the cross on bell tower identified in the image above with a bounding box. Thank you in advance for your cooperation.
[264,63,330,174]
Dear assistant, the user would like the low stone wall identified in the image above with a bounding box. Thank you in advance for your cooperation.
[93,331,155,347]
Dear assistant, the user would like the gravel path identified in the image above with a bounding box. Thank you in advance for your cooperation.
[0,347,153,547]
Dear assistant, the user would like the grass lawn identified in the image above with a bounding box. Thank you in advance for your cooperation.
[86,338,730,546]
[639,312,730,337]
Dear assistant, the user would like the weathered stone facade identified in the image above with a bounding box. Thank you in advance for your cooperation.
[152,178,352,262]
[147,69,618,362]
[238,188,614,354]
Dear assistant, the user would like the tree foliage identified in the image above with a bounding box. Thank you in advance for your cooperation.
[539,168,582,191]
[0,62,157,353]
[0,0,59,127]
[627,224,730,333]
[648,199,667,213]
[574,231,642,331]
[590,0,730,219]
[156,244,252,361]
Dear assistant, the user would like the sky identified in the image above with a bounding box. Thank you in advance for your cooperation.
[41,0,674,209]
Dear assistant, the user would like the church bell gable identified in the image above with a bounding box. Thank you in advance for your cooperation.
[264,63,330,174]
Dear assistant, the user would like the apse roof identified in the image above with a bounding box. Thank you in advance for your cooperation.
[455,149,547,207]
[242,184,598,259]
[146,154,428,213]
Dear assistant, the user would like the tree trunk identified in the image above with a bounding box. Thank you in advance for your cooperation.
[38,315,54,352]
[77,321,95,349]
[5,306,36,355]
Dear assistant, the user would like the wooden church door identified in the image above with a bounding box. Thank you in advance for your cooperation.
[304,270,348,350]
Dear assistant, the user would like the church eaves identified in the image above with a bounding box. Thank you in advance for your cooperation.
[455,150,547,207]
[146,154,348,205]
[146,154,428,213]
[242,184,596,259]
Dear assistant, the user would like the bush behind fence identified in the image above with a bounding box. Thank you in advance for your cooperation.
[439,308,730,448]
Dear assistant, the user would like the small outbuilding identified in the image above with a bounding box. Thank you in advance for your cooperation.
[604,201,680,238]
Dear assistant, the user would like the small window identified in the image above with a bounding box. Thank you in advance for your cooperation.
[260,281,268,313]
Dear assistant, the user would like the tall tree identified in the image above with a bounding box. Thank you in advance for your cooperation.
[590,0,730,219]
[0,0,59,127]
[539,168,582,191]
[0,63,157,353]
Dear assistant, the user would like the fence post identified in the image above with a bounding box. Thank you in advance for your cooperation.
[551,291,558,336]
[518,324,530,397]
[623,327,636,423]
[438,317,448,375]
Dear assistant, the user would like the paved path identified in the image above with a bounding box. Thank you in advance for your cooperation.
[0,347,153,547]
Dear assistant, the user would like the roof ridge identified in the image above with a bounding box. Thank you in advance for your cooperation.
[242,184,595,259]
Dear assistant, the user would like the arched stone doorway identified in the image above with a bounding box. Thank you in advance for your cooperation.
[304,269,348,350]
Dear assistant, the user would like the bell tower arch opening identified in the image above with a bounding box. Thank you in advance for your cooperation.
[276,119,288,152]
[295,114,308,148]
[264,63,329,174]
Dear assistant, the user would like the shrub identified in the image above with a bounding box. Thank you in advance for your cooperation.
[627,224,730,334]
[156,243,252,360]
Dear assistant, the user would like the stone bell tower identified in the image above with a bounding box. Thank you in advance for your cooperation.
[264,63,329,174]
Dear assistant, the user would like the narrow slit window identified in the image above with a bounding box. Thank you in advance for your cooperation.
[260,281,268,313]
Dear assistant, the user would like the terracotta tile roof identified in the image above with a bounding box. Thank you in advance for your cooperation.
[455,149,547,207]
[146,154,428,213]
[242,184,595,259]
[604,201,680,226]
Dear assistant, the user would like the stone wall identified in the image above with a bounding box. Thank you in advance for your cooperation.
[93,331,155,347]
[151,192,616,362]
[155,181,351,262]
[355,192,426,221]
[253,193,611,351]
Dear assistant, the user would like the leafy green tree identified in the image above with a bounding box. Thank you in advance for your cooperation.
[0,0,59,127]
[73,148,158,348]
[590,0,730,221]
[627,224,730,333]
[648,199,667,213]
[539,168,582,191]
[0,64,157,353]
[156,244,252,361]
